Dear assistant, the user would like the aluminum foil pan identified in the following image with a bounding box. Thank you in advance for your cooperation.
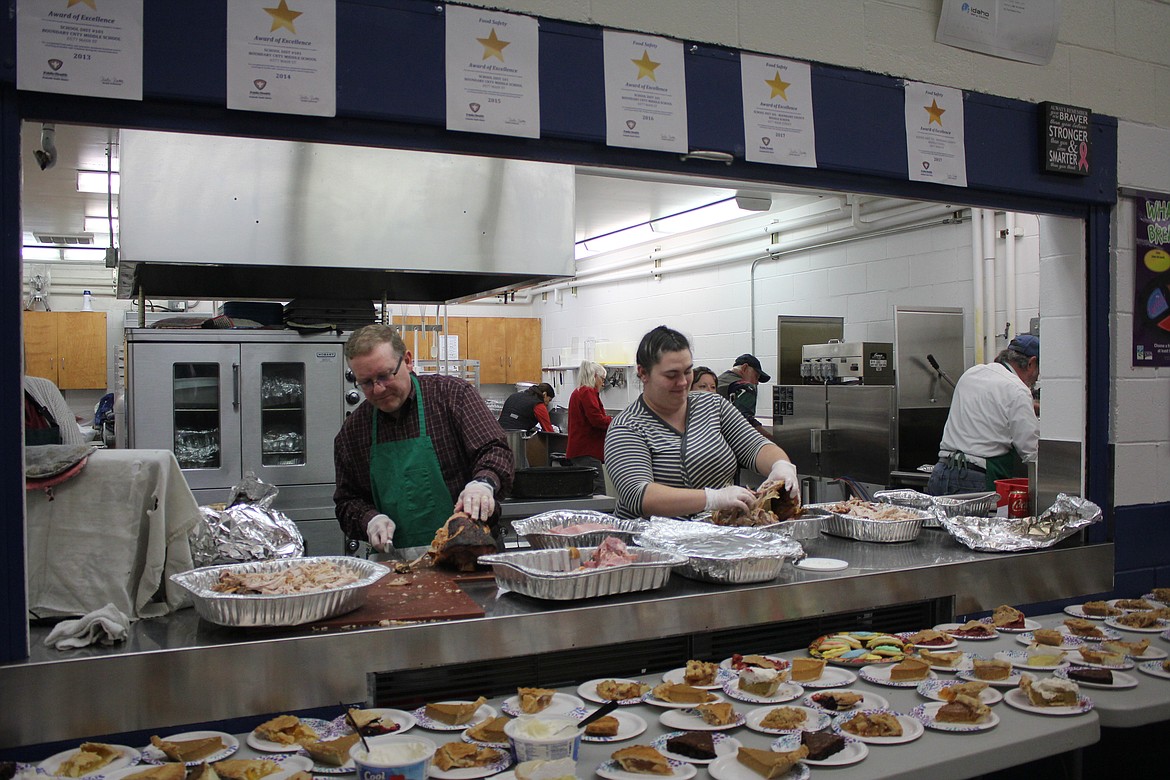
[939,493,1103,552]
[170,556,390,627]
[874,489,997,529]
[478,547,685,600]
[511,510,646,549]
[690,509,820,539]
[809,501,929,543]
[636,518,805,584]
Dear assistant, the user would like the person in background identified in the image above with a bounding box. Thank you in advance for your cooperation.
[691,366,717,393]
[717,354,771,437]
[498,382,557,432]
[927,334,1040,496]
[334,324,513,556]
[605,326,799,519]
[566,361,612,494]
[24,375,87,446]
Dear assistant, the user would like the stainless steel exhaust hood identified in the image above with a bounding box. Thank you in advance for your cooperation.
[116,130,575,303]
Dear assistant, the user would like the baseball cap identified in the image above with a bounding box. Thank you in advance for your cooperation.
[1007,333,1039,358]
[734,353,771,383]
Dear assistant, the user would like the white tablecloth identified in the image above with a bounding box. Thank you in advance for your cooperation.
[26,449,201,619]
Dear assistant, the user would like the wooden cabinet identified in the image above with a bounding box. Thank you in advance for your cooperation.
[23,311,107,389]
[465,317,507,384]
[505,318,542,383]
[459,316,541,385]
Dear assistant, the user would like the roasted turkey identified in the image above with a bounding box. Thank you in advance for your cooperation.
[710,482,802,527]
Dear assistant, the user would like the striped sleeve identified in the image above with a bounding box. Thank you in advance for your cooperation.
[603,404,655,518]
[717,394,771,467]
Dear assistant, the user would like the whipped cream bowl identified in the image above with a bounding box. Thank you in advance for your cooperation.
[504,716,584,762]
[350,734,437,780]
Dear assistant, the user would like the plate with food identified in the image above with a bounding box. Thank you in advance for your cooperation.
[915,650,973,673]
[807,632,906,665]
[641,685,723,709]
[719,654,789,672]
[994,649,1069,671]
[743,705,831,734]
[1054,667,1139,690]
[830,710,924,745]
[1104,614,1170,633]
[411,701,497,731]
[915,679,1002,705]
[898,630,957,650]
[1107,597,1163,612]
[1003,688,1094,716]
[500,691,584,718]
[980,617,1041,633]
[1015,632,1088,650]
[794,665,857,689]
[658,704,746,732]
[247,717,336,752]
[769,732,867,768]
[956,663,1024,689]
[858,662,937,688]
[934,622,999,641]
[581,710,648,743]
[1094,639,1166,660]
[596,754,697,780]
[910,702,1000,733]
[297,732,365,775]
[331,708,416,737]
[459,715,512,749]
[1063,604,1114,620]
[802,690,889,713]
[720,678,803,705]
[140,732,238,766]
[428,743,512,780]
[707,753,809,780]
[38,744,140,777]
[578,679,650,705]
[661,663,734,690]
[1066,648,1135,670]
[1137,660,1170,679]
[651,732,741,765]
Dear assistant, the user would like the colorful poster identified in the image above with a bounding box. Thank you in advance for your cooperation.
[445,5,540,138]
[227,0,336,117]
[904,81,967,188]
[17,0,144,100]
[603,30,688,153]
[1133,191,1170,367]
[740,53,816,167]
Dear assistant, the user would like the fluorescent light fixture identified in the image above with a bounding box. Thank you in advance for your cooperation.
[650,198,744,234]
[735,192,773,211]
[582,223,656,253]
[83,216,119,233]
[22,247,62,261]
[62,247,108,261]
[77,171,120,194]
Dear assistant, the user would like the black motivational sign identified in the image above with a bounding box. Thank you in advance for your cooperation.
[1041,102,1091,176]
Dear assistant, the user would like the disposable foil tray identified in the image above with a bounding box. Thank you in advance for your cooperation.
[170,556,390,627]
[809,502,929,543]
[512,510,646,549]
[477,547,686,600]
[874,489,997,528]
[636,518,805,584]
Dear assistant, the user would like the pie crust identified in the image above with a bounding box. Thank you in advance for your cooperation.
[759,707,806,730]
[302,734,360,767]
[596,680,649,701]
[1081,600,1121,617]
[651,682,714,704]
[433,742,501,771]
[840,711,903,737]
[1116,611,1160,628]
[682,660,719,686]
[211,760,280,780]
[992,605,1025,628]
[809,691,863,710]
[517,688,556,714]
[939,681,987,701]
[789,657,826,681]
[935,693,990,723]
[695,702,736,726]
[611,745,672,775]
[426,697,487,725]
[466,716,511,743]
[1019,674,1078,707]
[584,715,619,738]
[888,657,930,681]
[1063,618,1104,638]
[149,735,225,763]
[972,659,1011,681]
[735,746,808,779]
[124,765,187,780]
[918,649,962,667]
[1031,629,1064,647]
[58,744,121,778]
[253,716,319,746]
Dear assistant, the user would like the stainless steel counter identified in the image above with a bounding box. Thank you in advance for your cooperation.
[2,532,1112,749]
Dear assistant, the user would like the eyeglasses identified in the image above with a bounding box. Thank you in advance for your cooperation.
[356,352,405,392]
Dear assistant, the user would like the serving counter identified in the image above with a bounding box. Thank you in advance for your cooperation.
[2,529,1112,750]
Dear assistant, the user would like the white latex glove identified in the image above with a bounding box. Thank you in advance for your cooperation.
[367,514,396,552]
[763,459,800,498]
[456,479,496,522]
[704,485,756,513]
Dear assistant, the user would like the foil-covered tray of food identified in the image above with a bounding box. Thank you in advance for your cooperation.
[939,493,1103,552]
[873,489,997,528]
[170,556,390,627]
[511,510,647,549]
[636,518,805,584]
[478,539,686,600]
[810,499,930,543]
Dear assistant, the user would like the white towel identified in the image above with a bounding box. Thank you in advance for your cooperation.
[43,603,131,649]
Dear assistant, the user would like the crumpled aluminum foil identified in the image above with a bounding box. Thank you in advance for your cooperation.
[635,517,805,584]
[189,472,304,566]
[938,493,1102,552]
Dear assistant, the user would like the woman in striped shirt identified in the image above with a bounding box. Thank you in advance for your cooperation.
[604,326,800,519]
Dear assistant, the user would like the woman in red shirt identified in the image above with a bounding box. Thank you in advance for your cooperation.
[566,361,612,494]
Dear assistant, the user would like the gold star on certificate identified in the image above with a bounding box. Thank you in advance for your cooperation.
[924,99,946,126]
[632,50,661,80]
[66,0,97,8]
[264,0,303,34]
[477,28,510,62]
[766,73,791,100]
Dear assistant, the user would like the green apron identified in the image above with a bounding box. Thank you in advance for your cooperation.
[369,374,453,548]
[984,450,1018,491]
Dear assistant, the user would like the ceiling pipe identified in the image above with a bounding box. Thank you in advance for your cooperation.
[982,209,998,362]
[971,208,985,364]
[1004,212,1018,342]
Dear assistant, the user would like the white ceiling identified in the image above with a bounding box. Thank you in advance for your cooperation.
[19,122,836,252]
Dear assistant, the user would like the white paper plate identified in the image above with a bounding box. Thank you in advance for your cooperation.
[770,732,868,767]
[707,754,809,780]
[641,690,724,709]
[1066,652,1135,670]
[39,746,140,778]
[981,617,1042,633]
[718,654,788,672]
[331,708,416,738]
[1063,605,1110,620]
[914,679,1003,705]
[658,707,746,732]
[1105,615,1170,633]
[911,702,1000,732]
[1107,598,1165,612]
[795,558,848,572]
[500,692,584,718]
[651,731,741,765]
[577,678,648,705]
[743,705,831,734]
[1123,645,1168,661]
[934,623,999,641]
[1015,632,1086,650]
[795,666,857,689]
[1053,668,1139,690]
[898,632,958,650]
[831,711,924,744]
[661,666,733,690]
[427,748,511,779]
[956,667,1024,688]
[140,731,239,766]
[720,679,803,705]
[1137,660,1170,679]
[802,689,889,712]
[858,664,937,688]
[247,718,336,752]
[582,710,647,743]
[411,704,498,731]
[994,650,1069,671]
[1002,688,1094,716]
[596,757,697,780]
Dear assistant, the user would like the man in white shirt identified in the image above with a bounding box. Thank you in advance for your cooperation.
[926,334,1039,496]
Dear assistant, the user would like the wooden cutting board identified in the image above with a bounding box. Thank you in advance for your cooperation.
[308,569,486,630]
